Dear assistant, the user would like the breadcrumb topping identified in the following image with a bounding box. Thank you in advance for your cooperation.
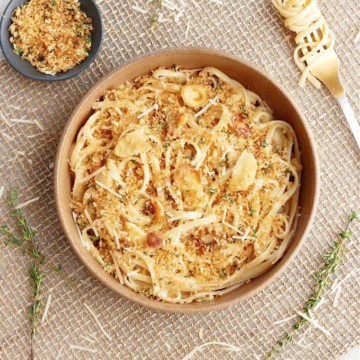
[9,0,93,75]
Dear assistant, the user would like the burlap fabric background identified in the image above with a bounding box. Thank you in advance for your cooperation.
[0,0,359,359]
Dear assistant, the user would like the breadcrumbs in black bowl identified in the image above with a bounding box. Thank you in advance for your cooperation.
[0,0,103,81]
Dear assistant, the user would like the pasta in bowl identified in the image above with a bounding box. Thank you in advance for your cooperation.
[55,48,319,312]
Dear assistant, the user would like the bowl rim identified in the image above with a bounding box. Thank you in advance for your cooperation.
[54,46,320,314]
[0,0,103,82]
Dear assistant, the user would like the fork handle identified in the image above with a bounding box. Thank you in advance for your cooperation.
[338,96,360,149]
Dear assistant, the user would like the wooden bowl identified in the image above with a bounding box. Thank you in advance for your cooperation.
[54,47,319,313]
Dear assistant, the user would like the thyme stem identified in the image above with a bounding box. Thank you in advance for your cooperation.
[0,227,75,287]
[1,189,75,288]
[150,0,162,26]
[0,189,77,359]
[267,211,357,359]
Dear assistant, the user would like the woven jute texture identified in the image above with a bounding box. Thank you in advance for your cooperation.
[0,0,359,359]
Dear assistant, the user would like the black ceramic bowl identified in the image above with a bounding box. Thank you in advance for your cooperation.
[0,0,103,81]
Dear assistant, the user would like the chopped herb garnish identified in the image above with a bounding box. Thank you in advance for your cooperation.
[223,194,235,204]
[262,162,273,174]
[88,234,100,242]
[240,105,248,117]
[283,168,292,177]
[14,46,22,56]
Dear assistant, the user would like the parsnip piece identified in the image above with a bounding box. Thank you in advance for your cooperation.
[174,164,203,193]
[228,150,257,192]
[114,130,151,158]
[181,84,208,108]
[95,170,112,187]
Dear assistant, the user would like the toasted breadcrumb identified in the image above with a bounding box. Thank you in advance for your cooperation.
[9,0,93,75]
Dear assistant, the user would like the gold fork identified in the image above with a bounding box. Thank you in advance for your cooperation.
[308,39,360,148]
[272,0,360,149]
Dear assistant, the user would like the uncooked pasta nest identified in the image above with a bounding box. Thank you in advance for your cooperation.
[70,66,302,303]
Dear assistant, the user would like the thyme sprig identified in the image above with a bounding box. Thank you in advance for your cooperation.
[0,190,74,287]
[3,189,44,359]
[150,0,162,26]
[29,262,45,360]
[267,211,357,359]
[1,189,76,358]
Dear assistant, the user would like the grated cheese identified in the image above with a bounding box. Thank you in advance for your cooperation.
[114,228,121,250]
[221,209,227,223]
[231,227,253,242]
[0,109,11,127]
[194,95,219,118]
[109,173,126,187]
[181,341,242,360]
[84,303,112,341]
[132,5,148,14]
[87,332,97,341]
[33,119,45,131]
[185,20,190,41]
[80,334,95,343]
[313,298,325,311]
[127,269,140,277]
[157,13,171,24]
[14,196,40,210]
[209,0,224,4]
[84,209,99,237]
[0,186,4,201]
[296,340,311,350]
[72,212,89,250]
[41,293,52,323]
[331,269,358,294]
[95,181,123,200]
[194,152,207,171]
[137,104,158,119]
[333,285,342,308]
[115,107,124,116]
[1,131,14,141]
[9,118,33,124]
[355,31,360,44]
[80,166,106,183]
[273,314,297,325]
[70,344,98,353]
[110,251,124,284]
[222,221,242,235]
[166,215,217,241]
[199,327,204,339]
[8,105,22,110]
[162,0,178,11]
[174,9,184,23]
[168,211,203,222]
[27,132,45,139]
[296,311,330,336]
[55,345,65,360]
